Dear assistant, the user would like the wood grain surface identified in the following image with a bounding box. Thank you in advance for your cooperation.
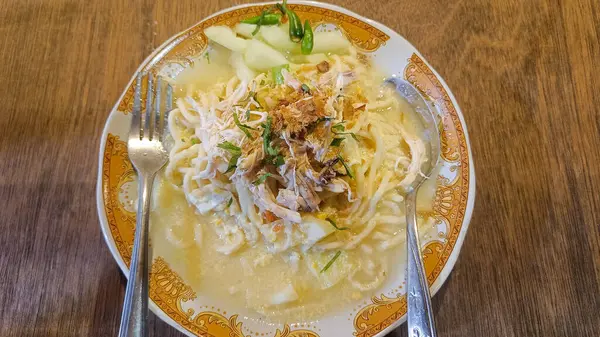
[1,0,599,336]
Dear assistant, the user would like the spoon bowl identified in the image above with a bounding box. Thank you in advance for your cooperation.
[386,77,441,190]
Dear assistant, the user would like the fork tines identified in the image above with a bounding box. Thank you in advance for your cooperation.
[130,72,173,142]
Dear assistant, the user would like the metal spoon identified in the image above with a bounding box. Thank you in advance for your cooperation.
[386,77,441,337]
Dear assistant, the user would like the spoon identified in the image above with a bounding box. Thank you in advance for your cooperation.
[386,77,441,337]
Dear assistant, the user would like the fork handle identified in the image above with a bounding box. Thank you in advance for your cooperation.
[406,190,437,337]
[118,173,155,337]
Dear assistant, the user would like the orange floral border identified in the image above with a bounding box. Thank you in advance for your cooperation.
[405,54,470,281]
[102,134,135,266]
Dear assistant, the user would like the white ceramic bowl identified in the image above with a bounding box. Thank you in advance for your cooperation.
[96,2,475,336]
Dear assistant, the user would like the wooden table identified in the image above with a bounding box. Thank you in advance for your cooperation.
[1,0,599,336]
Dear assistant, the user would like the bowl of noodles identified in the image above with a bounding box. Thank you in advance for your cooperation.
[97,1,475,336]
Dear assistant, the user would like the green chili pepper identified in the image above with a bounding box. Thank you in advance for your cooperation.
[251,11,267,35]
[301,20,313,54]
[279,0,304,42]
[242,13,282,25]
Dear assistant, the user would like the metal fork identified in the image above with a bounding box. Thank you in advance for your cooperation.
[119,73,171,337]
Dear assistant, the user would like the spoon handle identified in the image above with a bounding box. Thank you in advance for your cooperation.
[406,190,437,337]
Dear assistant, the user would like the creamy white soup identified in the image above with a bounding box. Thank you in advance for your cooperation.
[150,11,437,323]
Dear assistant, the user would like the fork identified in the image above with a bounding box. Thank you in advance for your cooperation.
[118,73,171,337]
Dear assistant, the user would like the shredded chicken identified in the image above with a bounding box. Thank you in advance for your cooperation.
[251,184,302,223]
[276,189,308,211]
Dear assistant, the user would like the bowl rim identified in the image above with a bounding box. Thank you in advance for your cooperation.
[96,1,476,336]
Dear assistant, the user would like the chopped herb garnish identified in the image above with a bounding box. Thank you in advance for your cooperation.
[245,109,251,120]
[273,154,285,166]
[259,116,284,166]
[261,116,275,155]
[217,141,241,154]
[248,91,262,108]
[267,145,279,156]
[218,141,242,173]
[337,154,354,179]
[233,113,256,140]
[325,218,349,230]
[225,153,241,173]
[253,173,273,185]
[191,138,199,145]
[334,132,359,141]
[204,51,210,64]
[301,83,311,94]
[227,198,233,207]
[332,123,345,132]
[330,137,345,147]
[320,251,342,273]
[272,64,290,85]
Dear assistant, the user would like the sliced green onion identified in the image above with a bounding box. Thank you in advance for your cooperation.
[320,251,342,273]
[337,154,354,179]
[227,198,233,207]
[248,91,262,108]
[218,142,242,173]
[332,123,345,132]
[330,137,345,147]
[273,154,285,166]
[217,141,241,154]
[253,173,273,185]
[325,218,349,230]
[261,116,280,157]
[334,132,359,141]
[225,153,241,173]
[233,113,256,140]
